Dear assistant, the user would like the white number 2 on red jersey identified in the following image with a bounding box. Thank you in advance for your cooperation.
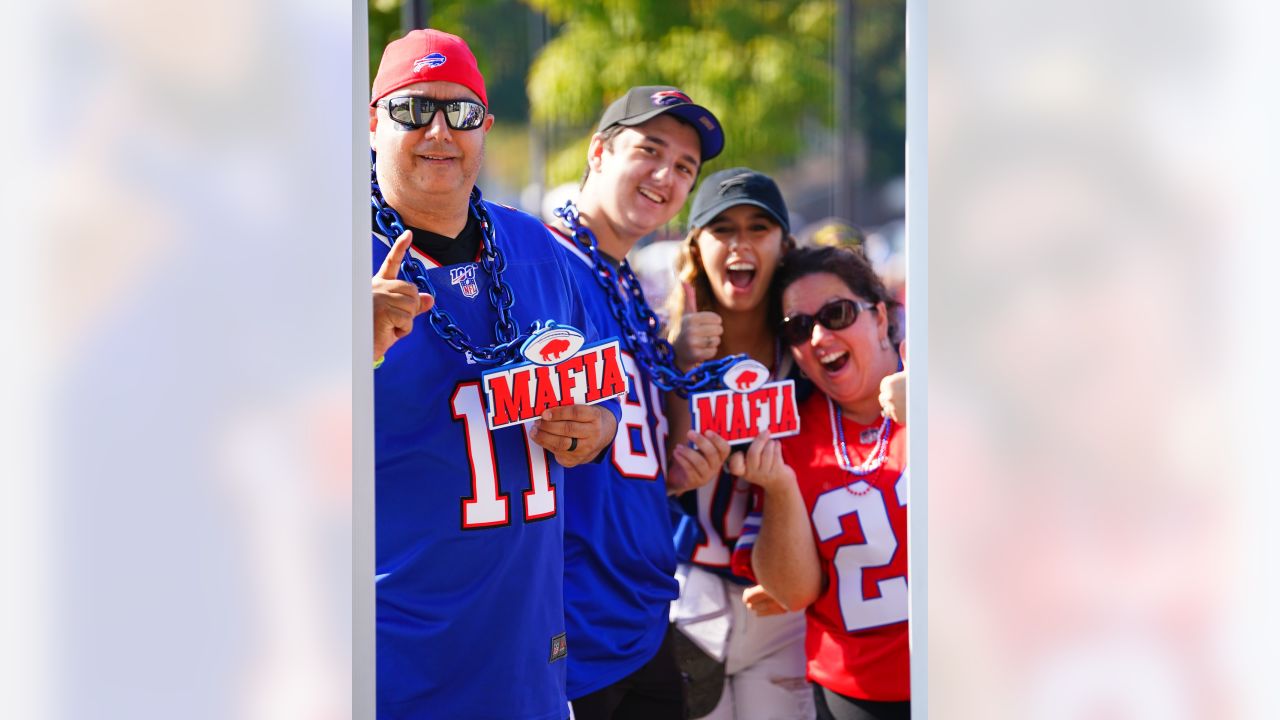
[452,382,556,528]
[811,470,908,632]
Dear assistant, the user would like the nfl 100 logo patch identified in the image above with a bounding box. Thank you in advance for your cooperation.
[450,264,480,299]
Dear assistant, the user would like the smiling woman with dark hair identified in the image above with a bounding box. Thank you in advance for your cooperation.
[730,245,910,720]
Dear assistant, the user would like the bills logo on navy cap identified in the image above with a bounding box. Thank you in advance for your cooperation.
[651,90,693,106]
[595,85,725,161]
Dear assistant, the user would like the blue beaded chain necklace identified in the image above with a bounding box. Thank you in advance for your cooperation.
[372,151,539,365]
[553,200,744,397]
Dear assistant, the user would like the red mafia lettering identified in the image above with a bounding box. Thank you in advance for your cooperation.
[690,380,800,445]
[483,340,629,430]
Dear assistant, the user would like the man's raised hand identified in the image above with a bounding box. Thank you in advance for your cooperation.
[373,231,434,361]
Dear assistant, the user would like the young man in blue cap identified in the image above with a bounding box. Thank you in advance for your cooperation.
[545,86,733,719]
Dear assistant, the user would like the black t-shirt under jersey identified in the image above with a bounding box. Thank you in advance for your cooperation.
[374,207,483,267]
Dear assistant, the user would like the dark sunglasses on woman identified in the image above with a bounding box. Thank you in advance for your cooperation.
[378,96,488,131]
[779,298,876,346]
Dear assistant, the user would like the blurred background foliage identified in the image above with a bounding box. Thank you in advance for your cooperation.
[369,0,903,227]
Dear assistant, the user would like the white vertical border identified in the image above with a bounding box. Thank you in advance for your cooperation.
[904,0,927,715]
[352,0,375,717]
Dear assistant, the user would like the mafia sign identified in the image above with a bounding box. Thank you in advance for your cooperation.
[689,359,801,445]
[480,325,629,430]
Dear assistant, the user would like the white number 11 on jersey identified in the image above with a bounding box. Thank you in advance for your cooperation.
[451,382,556,528]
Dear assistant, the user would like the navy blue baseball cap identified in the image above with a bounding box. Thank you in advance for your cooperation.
[688,168,790,234]
[596,86,725,162]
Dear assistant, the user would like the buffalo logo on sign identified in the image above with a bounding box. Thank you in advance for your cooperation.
[521,326,587,366]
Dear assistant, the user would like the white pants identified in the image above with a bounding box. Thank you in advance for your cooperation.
[672,565,814,720]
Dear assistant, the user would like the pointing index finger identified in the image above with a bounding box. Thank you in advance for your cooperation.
[378,230,414,280]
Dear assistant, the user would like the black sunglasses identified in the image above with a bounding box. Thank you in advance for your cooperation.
[379,96,488,131]
[779,298,876,346]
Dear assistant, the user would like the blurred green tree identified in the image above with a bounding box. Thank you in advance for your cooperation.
[525,0,903,188]
[367,0,904,192]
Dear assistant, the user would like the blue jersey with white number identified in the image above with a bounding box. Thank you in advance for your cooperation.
[675,356,811,582]
[548,227,680,699]
[374,197,618,720]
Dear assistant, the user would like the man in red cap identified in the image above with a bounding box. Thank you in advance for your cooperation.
[369,28,491,242]
[368,29,621,720]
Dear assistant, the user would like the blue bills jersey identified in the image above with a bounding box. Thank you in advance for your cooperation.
[374,198,618,720]
[548,227,680,699]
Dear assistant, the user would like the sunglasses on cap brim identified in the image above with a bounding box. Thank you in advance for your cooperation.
[378,96,487,131]
[779,298,877,346]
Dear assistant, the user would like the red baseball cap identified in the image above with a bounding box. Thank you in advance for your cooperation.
[371,29,488,108]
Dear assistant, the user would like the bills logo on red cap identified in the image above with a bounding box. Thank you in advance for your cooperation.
[689,358,800,445]
[413,52,447,72]
[651,90,692,106]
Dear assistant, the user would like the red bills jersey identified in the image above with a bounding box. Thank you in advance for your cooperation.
[733,391,909,701]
